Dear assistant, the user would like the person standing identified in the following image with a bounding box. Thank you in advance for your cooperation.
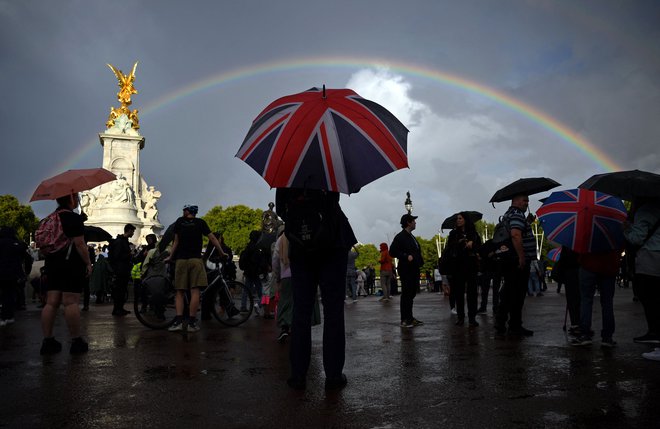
[570,250,620,347]
[0,227,27,326]
[40,194,92,355]
[624,198,660,351]
[276,187,357,391]
[378,243,393,302]
[166,205,226,332]
[528,258,543,297]
[444,212,482,327]
[108,223,136,316]
[494,195,536,337]
[346,246,359,302]
[389,214,424,328]
[239,230,267,314]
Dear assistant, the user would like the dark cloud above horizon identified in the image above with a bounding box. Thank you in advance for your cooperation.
[1,0,659,245]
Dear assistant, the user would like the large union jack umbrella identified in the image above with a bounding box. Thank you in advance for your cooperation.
[236,87,409,194]
[536,188,627,254]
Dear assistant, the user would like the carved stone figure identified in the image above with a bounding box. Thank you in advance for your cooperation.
[142,185,161,221]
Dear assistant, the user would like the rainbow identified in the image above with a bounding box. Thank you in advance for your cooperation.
[56,56,625,173]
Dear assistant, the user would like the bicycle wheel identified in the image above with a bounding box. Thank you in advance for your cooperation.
[134,275,176,329]
[211,279,253,327]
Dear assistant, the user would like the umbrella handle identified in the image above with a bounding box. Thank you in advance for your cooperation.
[322,84,326,99]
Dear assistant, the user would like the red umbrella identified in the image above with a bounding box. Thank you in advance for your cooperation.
[236,86,409,194]
[30,168,116,201]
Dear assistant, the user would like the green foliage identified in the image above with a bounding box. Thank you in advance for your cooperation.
[416,236,440,273]
[0,195,39,243]
[202,205,263,254]
[475,220,497,241]
[355,244,380,270]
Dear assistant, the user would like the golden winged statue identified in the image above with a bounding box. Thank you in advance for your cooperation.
[106,61,140,130]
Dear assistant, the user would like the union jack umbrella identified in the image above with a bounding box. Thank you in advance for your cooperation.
[236,87,409,194]
[546,247,561,262]
[536,188,627,254]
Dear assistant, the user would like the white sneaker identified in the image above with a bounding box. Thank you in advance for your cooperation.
[0,320,6,327]
[451,308,457,315]
[4,318,15,325]
[642,348,660,361]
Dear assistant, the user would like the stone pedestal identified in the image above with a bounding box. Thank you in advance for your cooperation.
[81,114,163,244]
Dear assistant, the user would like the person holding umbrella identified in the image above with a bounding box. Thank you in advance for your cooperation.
[276,188,357,391]
[494,195,537,337]
[444,212,482,327]
[39,194,93,355]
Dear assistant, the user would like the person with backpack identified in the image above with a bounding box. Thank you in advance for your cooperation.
[239,230,267,314]
[108,223,136,316]
[494,194,536,337]
[39,193,93,355]
[276,187,357,391]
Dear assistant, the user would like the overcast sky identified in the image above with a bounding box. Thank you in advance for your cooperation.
[1,1,659,245]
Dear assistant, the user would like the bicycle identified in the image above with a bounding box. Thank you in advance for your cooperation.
[134,260,253,329]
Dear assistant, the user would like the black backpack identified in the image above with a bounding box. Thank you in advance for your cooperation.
[284,193,334,252]
[492,214,516,261]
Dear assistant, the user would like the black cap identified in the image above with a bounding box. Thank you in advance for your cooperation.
[400,214,418,227]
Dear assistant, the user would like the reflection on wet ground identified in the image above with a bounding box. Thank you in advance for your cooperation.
[1,286,658,428]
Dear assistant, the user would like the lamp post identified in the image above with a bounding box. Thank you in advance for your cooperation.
[404,191,413,214]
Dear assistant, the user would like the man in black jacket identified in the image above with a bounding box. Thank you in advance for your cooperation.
[108,223,135,316]
[389,214,424,328]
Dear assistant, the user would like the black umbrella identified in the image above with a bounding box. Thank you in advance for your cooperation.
[441,211,483,231]
[489,177,561,203]
[579,169,660,201]
[84,225,113,243]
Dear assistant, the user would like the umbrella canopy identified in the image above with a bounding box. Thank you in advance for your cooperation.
[536,188,627,253]
[546,247,561,262]
[84,225,113,243]
[579,169,660,201]
[30,168,116,202]
[441,211,483,231]
[236,87,409,194]
[490,177,561,203]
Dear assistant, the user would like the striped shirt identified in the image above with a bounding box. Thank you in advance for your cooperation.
[505,206,536,261]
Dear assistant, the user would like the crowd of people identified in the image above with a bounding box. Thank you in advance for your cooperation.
[1,187,659,391]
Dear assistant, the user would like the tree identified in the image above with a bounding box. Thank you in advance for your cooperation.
[0,195,39,243]
[355,244,380,270]
[202,205,263,254]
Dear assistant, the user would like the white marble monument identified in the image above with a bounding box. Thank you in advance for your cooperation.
[80,62,163,243]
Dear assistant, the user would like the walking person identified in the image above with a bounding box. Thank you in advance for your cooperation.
[494,195,536,337]
[272,225,293,342]
[165,204,227,332]
[378,243,393,302]
[276,187,357,391]
[108,223,136,316]
[528,258,543,297]
[389,214,424,328]
[444,212,482,327]
[39,194,92,355]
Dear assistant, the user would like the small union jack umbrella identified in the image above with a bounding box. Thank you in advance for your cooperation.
[536,188,627,254]
[546,247,561,262]
[236,86,409,194]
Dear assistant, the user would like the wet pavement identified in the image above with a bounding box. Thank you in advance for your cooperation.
[1,283,659,428]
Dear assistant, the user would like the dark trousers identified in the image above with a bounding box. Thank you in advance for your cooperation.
[636,273,660,334]
[496,261,530,330]
[399,269,419,322]
[479,271,500,311]
[564,268,580,326]
[112,272,130,311]
[453,271,478,321]
[0,277,17,320]
[289,247,348,381]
